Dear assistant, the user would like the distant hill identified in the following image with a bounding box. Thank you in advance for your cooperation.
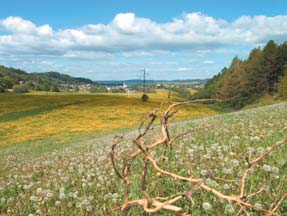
[30,71,95,85]
[96,79,209,86]
[193,40,287,108]
[0,65,95,90]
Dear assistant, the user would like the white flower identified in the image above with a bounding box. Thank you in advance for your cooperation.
[55,200,61,206]
[29,196,37,202]
[279,159,285,165]
[202,202,212,211]
[36,188,43,194]
[232,135,240,140]
[82,199,89,206]
[223,168,232,175]
[59,193,65,200]
[223,184,231,190]
[46,192,53,198]
[247,147,255,153]
[73,192,78,198]
[7,197,14,203]
[250,136,260,141]
[68,202,73,207]
[225,204,235,213]
[231,159,239,167]
[59,187,65,194]
[200,170,208,176]
[254,203,262,209]
[86,205,93,212]
[262,164,271,172]
[88,195,94,201]
[271,166,279,174]
[76,202,82,208]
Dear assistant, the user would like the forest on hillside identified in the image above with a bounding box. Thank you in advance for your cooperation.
[0,66,95,93]
[193,40,287,108]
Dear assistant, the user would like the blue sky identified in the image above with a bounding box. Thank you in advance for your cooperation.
[0,0,287,80]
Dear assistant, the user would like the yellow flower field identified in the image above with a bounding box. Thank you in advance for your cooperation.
[0,90,217,146]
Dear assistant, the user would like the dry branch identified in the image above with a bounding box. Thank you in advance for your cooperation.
[109,99,287,215]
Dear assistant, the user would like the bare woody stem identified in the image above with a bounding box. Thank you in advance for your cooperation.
[109,99,287,216]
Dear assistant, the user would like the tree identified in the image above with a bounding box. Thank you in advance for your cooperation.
[50,85,60,92]
[261,40,279,94]
[25,80,35,90]
[74,86,80,92]
[242,48,264,103]
[0,76,13,89]
[276,42,287,78]
[141,93,149,102]
[90,85,108,93]
[40,83,50,91]
[278,66,287,99]
[218,57,247,108]
[13,85,29,93]
[193,40,287,108]
[0,86,5,93]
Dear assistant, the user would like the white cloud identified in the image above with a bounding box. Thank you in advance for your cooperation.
[0,13,287,59]
[1,16,36,33]
[36,24,53,36]
[203,60,215,64]
[177,67,192,72]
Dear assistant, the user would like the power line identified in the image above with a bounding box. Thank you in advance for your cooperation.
[140,68,148,94]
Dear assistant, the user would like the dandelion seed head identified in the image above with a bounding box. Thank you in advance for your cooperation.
[59,193,65,200]
[55,200,61,206]
[86,205,93,212]
[29,195,37,202]
[200,170,208,176]
[254,203,262,209]
[225,204,235,213]
[223,184,230,190]
[263,164,271,172]
[202,202,212,211]
[36,188,43,194]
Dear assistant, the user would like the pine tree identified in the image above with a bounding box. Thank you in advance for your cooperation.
[261,40,279,94]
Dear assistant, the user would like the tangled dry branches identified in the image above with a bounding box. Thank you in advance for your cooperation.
[110,100,287,215]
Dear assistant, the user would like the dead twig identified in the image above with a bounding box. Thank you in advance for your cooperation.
[110,99,287,215]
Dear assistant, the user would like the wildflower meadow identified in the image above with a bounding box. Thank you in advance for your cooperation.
[0,101,286,215]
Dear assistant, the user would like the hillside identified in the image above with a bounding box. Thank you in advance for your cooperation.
[0,65,95,90]
[193,40,287,108]
[0,102,286,215]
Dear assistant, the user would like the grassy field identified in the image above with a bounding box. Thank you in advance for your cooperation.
[0,100,286,215]
[0,90,216,148]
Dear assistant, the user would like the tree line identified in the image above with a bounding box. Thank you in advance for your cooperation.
[193,40,287,108]
[0,66,95,93]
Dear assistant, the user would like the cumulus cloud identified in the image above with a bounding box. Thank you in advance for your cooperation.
[36,24,53,36]
[1,16,36,33]
[0,13,287,59]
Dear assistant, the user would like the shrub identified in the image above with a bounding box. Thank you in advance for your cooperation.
[13,85,29,93]
[0,86,5,93]
[90,86,108,93]
[141,93,149,102]
[40,84,50,91]
[50,85,60,92]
